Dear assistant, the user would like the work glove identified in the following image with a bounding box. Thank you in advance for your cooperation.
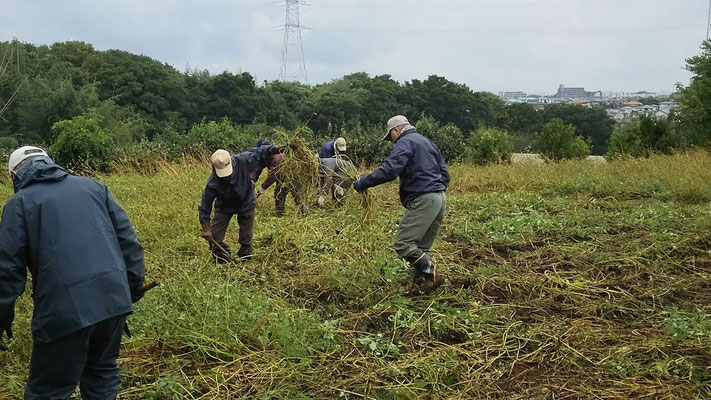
[200,221,213,243]
[131,281,159,303]
[131,284,146,303]
[317,195,326,206]
[255,186,265,199]
[353,179,365,192]
[0,326,12,351]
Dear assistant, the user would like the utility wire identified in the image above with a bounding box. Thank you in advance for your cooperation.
[309,24,705,38]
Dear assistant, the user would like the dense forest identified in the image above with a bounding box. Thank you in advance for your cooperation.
[0,39,709,167]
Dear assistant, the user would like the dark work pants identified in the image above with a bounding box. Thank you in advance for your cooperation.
[211,208,255,255]
[274,182,304,216]
[24,314,127,400]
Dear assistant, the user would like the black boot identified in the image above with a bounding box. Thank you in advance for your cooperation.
[211,242,232,264]
[237,245,252,260]
[417,271,444,294]
[406,253,443,295]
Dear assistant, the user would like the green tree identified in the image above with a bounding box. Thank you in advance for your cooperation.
[402,75,507,133]
[83,49,188,132]
[93,100,149,146]
[677,40,711,145]
[506,102,543,151]
[256,80,310,129]
[541,104,614,155]
[304,83,362,136]
[534,118,591,161]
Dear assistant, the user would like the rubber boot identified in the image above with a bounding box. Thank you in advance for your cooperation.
[417,271,444,294]
[407,253,443,295]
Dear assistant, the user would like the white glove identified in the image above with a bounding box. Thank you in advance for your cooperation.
[318,195,326,206]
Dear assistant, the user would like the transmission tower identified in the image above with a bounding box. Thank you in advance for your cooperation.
[279,0,308,83]
[707,0,711,40]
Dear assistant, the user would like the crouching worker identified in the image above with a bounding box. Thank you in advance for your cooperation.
[353,116,449,295]
[0,146,146,399]
[199,143,279,262]
[318,155,355,206]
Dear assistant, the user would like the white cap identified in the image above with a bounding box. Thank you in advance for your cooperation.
[385,115,409,140]
[211,149,233,178]
[8,146,48,173]
[335,137,347,153]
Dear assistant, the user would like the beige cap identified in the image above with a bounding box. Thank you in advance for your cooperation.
[211,149,233,178]
[385,115,409,140]
[335,137,347,153]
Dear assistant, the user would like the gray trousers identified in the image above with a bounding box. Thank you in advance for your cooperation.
[212,208,255,251]
[394,191,446,264]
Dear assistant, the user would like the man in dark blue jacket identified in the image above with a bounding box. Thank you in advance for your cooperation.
[354,116,449,294]
[199,144,278,261]
[0,146,146,399]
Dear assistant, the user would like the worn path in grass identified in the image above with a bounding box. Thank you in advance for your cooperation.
[1,152,711,399]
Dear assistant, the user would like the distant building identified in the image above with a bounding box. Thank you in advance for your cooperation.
[623,100,643,107]
[556,85,587,99]
[498,91,527,100]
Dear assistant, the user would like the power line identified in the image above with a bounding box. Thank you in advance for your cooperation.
[279,0,308,83]
[308,24,705,38]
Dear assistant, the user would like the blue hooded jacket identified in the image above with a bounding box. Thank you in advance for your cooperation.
[318,141,340,159]
[360,128,450,206]
[199,144,278,222]
[0,157,145,343]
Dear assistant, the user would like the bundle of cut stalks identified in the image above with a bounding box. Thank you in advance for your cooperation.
[274,129,321,214]
[337,156,376,224]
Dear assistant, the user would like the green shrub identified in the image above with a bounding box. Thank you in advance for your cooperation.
[49,113,113,170]
[607,122,645,159]
[416,115,466,162]
[156,119,280,159]
[0,136,19,150]
[466,127,513,164]
[534,118,591,161]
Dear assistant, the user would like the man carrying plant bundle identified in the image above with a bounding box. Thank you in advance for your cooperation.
[199,142,279,262]
[353,115,450,295]
[318,137,347,159]
[0,146,146,399]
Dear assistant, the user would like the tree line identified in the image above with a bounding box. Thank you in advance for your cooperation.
[1,39,709,168]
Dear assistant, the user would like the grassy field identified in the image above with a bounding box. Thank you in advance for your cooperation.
[1,151,711,399]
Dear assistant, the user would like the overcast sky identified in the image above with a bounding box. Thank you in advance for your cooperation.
[0,0,707,94]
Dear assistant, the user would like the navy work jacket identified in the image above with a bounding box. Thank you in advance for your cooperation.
[0,157,145,343]
[198,144,277,222]
[318,141,343,159]
[360,129,450,206]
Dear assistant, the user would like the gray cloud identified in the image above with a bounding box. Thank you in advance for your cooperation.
[0,0,706,94]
